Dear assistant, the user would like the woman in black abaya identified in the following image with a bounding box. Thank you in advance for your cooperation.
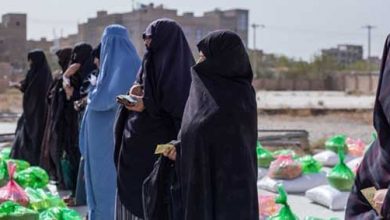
[114,18,194,220]
[164,30,259,220]
[345,35,390,219]
[40,47,80,192]
[11,49,53,166]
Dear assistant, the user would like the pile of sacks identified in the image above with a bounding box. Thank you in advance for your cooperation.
[257,133,376,213]
[259,184,341,220]
[0,147,81,220]
[257,142,327,194]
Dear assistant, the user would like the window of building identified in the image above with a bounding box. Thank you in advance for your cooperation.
[237,14,247,31]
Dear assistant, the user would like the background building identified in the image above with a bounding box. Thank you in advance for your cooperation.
[0,13,27,69]
[60,3,249,55]
[322,44,363,66]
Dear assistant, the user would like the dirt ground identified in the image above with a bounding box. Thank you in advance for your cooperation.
[258,111,374,145]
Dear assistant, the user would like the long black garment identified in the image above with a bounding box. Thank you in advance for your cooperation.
[114,18,194,218]
[40,48,80,190]
[11,49,53,166]
[345,35,390,219]
[178,30,259,220]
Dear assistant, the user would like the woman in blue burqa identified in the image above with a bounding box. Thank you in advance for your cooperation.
[79,24,141,220]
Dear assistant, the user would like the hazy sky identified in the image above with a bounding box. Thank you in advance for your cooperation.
[1,0,390,60]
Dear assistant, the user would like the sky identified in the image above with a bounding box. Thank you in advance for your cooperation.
[1,0,390,61]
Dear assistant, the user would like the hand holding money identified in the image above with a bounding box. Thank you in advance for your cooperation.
[155,144,176,161]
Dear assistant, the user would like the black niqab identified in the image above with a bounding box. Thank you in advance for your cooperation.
[346,35,390,219]
[11,49,53,165]
[178,30,259,220]
[114,18,194,218]
[56,48,72,73]
[69,42,96,101]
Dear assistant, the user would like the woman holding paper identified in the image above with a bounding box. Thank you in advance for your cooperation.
[345,35,390,219]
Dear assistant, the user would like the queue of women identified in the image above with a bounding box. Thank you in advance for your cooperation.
[8,17,390,220]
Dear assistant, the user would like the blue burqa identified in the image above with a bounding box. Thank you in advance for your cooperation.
[79,24,141,220]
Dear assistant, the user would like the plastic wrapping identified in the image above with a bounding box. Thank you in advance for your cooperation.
[346,138,365,157]
[0,148,11,160]
[256,142,275,168]
[259,195,279,219]
[15,167,49,189]
[325,135,348,153]
[297,155,322,174]
[25,188,65,212]
[4,160,30,175]
[268,184,299,220]
[327,149,355,191]
[268,155,302,180]
[272,150,298,159]
[39,207,82,220]
[0,162,29,206]
[0,201,38,219]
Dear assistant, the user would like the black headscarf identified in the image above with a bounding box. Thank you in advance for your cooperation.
[177,30,258,220]
[40,47,80,190]
[91,43,101,60]
[115,18,194,218]
[69,42,97,101]
[11,49,53,165]
[346,35,390,219]
[55,48,72,73]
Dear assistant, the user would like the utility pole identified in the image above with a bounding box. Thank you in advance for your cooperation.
[251,23,265,77]
[362,25,376,73]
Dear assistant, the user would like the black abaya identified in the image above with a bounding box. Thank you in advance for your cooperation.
[345,35,390,219]
[40,48,80,190]
[178,30,259,220]
[11,49,53,166]
[114,18,194,218]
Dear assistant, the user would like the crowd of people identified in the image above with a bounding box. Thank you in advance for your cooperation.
[9,18,258,220]
[9,16,390,220]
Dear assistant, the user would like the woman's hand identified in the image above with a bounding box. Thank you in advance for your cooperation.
[64,85,74,100]
[64,63,81,77]
[163,147,176,161]
[125,85,145,112]
[374,189,388,212]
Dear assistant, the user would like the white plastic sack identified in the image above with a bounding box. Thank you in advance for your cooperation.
[305,185,350,210]
[257,172,327,193]
[347,157,363,172]
[258,168,268,180]
[313,150,355,167]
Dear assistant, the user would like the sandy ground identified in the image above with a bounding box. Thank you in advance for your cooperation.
[258,112,374,144]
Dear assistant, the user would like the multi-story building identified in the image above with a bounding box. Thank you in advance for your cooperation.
[60,3,249,56]
[322,44,363,66]
[0,13,27,69]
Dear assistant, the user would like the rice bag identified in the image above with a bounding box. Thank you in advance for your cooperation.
[256,142,275,168]
[297,155,322,174]
[259,195,279,220]
[268,184,299,220]
[327,149,355,191]
[268,155,302,180]
[0,201,38,220]
[305,185,350,210]
[25,188,65,212]
[258,172,327,193]
[325,135,348,153]
[39,207,82,220]
[15,167,49,189]
[0,162,29,206]
[346,138,365,157]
